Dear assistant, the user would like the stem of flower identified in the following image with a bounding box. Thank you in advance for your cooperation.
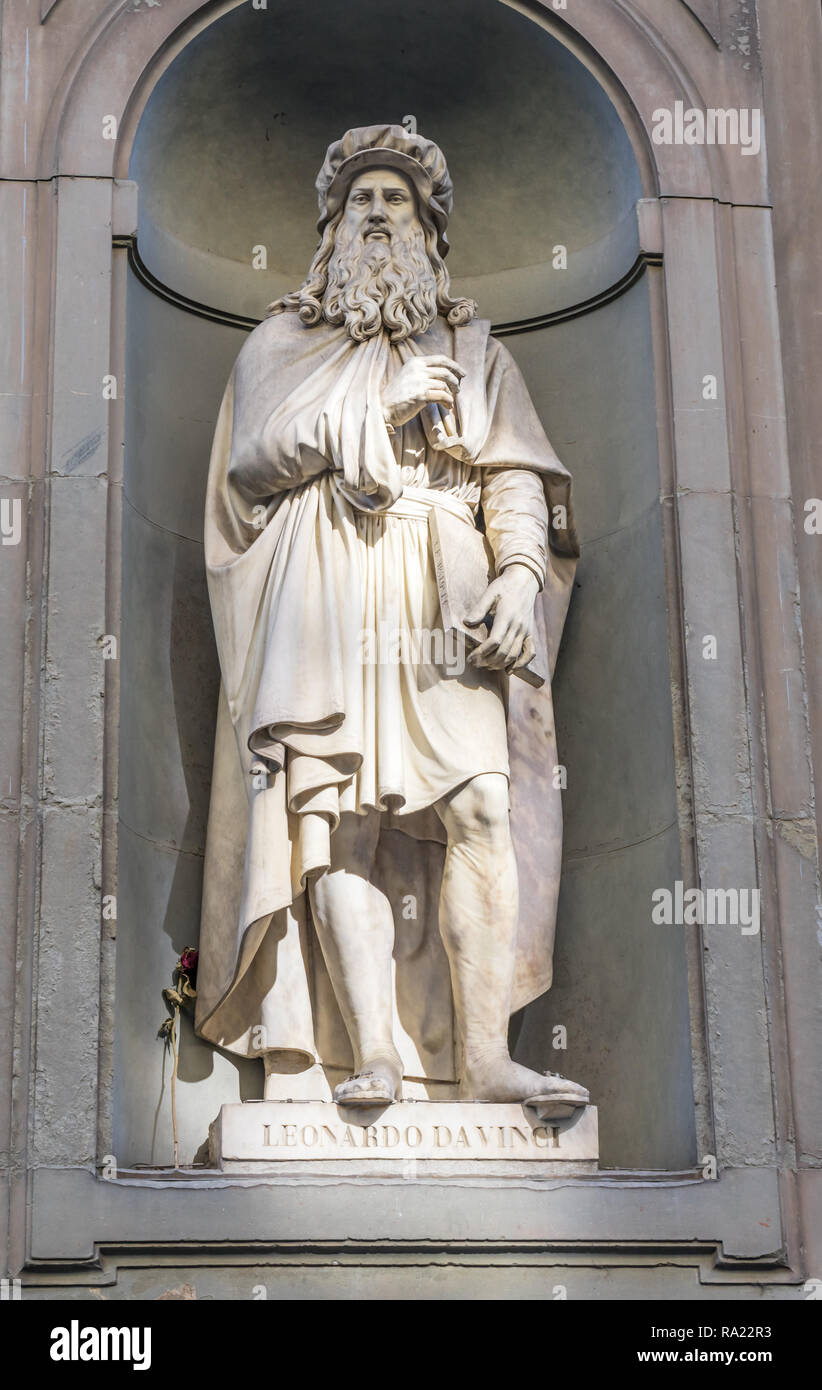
[171,1004,179,1169]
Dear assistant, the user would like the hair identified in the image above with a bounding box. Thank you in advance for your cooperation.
[267,204,477,335]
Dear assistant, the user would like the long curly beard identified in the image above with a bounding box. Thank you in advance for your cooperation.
[323,221,439,343]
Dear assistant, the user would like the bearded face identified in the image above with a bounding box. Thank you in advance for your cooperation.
[268,165,477,336]
[323,215,439,343]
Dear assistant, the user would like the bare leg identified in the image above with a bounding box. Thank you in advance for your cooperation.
[435,773,588,1111]
[308,810,402,1103]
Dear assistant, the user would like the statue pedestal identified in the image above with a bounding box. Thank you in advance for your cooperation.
[210,1100,598,1178]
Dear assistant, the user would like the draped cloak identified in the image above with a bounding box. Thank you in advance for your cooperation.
[194,309,578,1085]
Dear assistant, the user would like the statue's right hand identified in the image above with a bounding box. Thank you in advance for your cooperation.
[380,355,465,430]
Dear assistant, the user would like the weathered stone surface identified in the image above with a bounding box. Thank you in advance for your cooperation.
[32,805,103,1167]
[42,475,108,805]
[28,1163,785,1264]
[51,179,112,481]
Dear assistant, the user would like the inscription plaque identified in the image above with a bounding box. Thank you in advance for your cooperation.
[211,1102,599,1177]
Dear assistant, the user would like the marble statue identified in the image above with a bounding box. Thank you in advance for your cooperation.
[195,125,589,1120]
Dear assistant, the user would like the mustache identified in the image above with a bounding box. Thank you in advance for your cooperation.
[330,222,403,269]
[362,220,391,238]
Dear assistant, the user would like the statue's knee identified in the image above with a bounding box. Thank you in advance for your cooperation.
[446,775,511,842]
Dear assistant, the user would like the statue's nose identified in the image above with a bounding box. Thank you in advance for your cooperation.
[365,213,390,238]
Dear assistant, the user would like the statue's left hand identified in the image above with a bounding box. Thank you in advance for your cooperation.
[464,564,539,672]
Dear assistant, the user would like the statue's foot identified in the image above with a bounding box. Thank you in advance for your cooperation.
[334,1049,403,1107]
[461,1046,589,1120]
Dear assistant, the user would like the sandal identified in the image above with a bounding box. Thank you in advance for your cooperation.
[333,1070,398,1107]
[523,1071,589,1121]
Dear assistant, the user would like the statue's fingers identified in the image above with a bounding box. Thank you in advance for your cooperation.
[467,636,499,664]
[465,585,499,627]
[476,619,516,669]
[504,638,527,671]
[487,626,521,669]
[500,629,526,664]
[420,354,465,377]
[512,636,536,670]
[425,366,462,389]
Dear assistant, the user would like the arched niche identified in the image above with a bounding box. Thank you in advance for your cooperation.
[114,0,697,1170]
[128,0,646,322]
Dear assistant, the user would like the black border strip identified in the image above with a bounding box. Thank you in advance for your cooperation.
[113,236,662,336]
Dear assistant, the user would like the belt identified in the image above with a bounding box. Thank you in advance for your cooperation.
[381,484,475,528]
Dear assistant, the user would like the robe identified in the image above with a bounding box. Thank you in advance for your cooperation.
[194,309,578,1087]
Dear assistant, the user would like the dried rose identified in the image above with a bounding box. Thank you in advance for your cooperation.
[179,947,198,981]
